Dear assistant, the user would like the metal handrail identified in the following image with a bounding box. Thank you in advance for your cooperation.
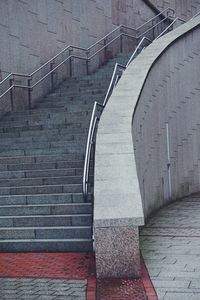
[192,10,200,19]
[0,7,175,95]
[126,37,152,66]
[82,9,185,201]
[137,7,174,30]
[155,17,186,40]
[137,15,171,38]
[82,36,153,201]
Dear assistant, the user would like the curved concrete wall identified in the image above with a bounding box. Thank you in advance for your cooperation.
[0,0,156,80]
[133,18,200,218]
[94,14,200,278]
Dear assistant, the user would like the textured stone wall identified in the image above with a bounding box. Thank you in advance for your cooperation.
[146,0,200,19]
[0,0,156,80]
[133,20,200,217]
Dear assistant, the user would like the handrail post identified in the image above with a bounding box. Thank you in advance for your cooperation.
[104,38,107,63]
[27,78,32,109]
[9,78,14,111]
[69,48,73,77]
[120,29,123,53]
[86,50,89,75]
[50,62,55,89]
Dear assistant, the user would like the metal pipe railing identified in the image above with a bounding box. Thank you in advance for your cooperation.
[82,36,153,201]
[155,17,186,40]
[0,7,174,96]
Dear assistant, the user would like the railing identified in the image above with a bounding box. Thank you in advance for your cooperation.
[155,17,186,40]
[0,7,174,113]
[83,37,153,201]
[192,10,200,19]
[82,10,188,202]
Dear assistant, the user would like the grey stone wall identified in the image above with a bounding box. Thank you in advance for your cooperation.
[147,0,200,19]
[133,20,200,217]
[0,0,156,80]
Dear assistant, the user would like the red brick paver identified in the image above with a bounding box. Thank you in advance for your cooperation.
[0,252,94,279]
[0,252,156,299]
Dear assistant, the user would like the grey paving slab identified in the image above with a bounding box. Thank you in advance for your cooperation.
[140,195,200,300]
[0,278,87,300]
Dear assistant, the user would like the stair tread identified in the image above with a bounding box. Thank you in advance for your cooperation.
[0,214,92,218]
[0,238,92,242]
[0,226,91,229]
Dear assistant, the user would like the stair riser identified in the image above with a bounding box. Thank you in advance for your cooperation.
[0,227,92,239]
[0,141,86,152]
[0,204,92,216]
[0,215,92,227]
[0,154,84,165]
[0,133,87,145]
[5,161,85,171]
[0,147,86,157]
[0,184,83,195]
[0,193,93,206]
[0,241,93,252]
[0,168,84,179]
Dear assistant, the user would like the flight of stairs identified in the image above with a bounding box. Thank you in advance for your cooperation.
[0,53,131,252]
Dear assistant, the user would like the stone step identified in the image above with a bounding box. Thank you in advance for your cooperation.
[43,88,105,98]
[0,168,84,179]
[0,134,86,146]
[62,81,109,90]
[0,183,84,195]
[0,214,92,227]
[3,110,92,124]
[35,102,96,111]
[0,226,92,239]
[0,193,93,206]
[0,175,89,187]
[2,160,86,172]
[0,119,86,131]
[0,140,87,152]
[0,154,84,165]
[0,145,85,157]
[0,203,92,216]
[4,106,92,120]
[0,238,93,252]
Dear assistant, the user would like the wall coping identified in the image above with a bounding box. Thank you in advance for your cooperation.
[94,15,200,229]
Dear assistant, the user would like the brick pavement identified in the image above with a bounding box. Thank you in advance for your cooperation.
[140,195,200,300]
[0,253,96,300]
[0,252,153,300]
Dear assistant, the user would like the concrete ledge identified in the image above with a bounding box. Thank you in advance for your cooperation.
[94,15,200,278]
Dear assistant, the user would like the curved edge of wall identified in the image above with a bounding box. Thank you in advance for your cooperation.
[94,15,200,278]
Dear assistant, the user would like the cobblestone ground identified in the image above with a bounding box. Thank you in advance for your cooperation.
[140,195,200,300]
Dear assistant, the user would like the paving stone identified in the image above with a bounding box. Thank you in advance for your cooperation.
[0,278,87,300]
[141,195,200,299]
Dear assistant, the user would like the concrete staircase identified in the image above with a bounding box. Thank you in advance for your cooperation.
[0,53,130,252]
